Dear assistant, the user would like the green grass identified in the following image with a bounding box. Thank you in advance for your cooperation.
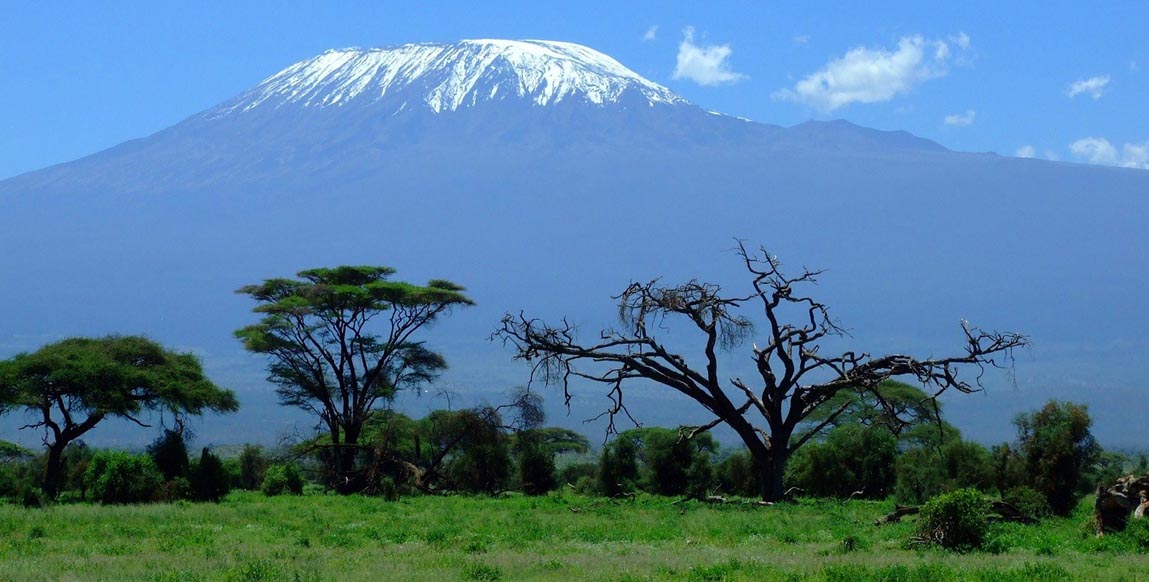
[0,492,1145,581]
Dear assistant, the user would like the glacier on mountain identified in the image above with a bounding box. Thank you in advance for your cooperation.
[206,39,687,118]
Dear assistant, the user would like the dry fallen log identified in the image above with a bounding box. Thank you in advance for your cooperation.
[874,504,920,525]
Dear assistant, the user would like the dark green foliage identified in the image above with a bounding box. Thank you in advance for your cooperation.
[237,445,268,490]
[598,435,639,496]
[557,462,598,494]
[802,380,939,440]
[895,436,993,504]
[0,443,39,499]
[641,428,717,496]
[1002,486,1051,519]
[147,429,190,481]
[1013,400,1100,516]
[786,423,897,499]
[262,463,304,496]
[1084,451,1131,495]
[416,406,510,494]
[0,336,237,498]
[715,450,758,497]
[84,451,163,504]
[190,448,230,502]
[516,431,557,496]
[235,266,473,490]
[915,488,989,551]
[989,443,1026,494]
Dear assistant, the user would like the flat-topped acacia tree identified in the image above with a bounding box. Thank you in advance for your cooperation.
[235,266,473,490]
[495,243,1027,501]
[0,336,238,498]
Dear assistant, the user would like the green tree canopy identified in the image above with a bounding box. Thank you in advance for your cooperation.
[0,336,237,498]
[235,266,473,490]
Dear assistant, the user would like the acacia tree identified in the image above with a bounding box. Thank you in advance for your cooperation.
[0,336,238,498]
[235,266,473,490]
[495,243,1026,501]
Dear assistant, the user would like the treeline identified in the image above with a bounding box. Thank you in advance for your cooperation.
[3,389,1142,518]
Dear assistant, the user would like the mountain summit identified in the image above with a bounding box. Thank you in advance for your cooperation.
[205,40,687,118]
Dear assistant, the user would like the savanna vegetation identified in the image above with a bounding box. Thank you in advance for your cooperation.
[1,255,1146,580]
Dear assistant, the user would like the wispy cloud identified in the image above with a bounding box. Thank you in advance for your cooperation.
[944,109,976,127]
[793,35,810,46]
[1066,75,1110,99]
[772,34,967,111]
[1070,137,1149,169]
[1016,145,1037,159]
[643,25,658,43]
[671,27,747,86]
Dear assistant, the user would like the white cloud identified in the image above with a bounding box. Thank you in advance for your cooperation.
[944,109,976,127]
[794,35,810,46]
[1070,137,1149,169]
[672,27,747,86]
[1131,61,1139,72]
[772,35,964,111]
[643,25,658,43]
[1066,75,1110,99]
[1016,145,1036,158]
[950,32,971,50]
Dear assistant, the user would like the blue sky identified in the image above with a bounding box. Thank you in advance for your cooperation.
[2,1,1146,179]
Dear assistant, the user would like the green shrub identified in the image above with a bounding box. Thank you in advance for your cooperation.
[787,423,897,499]
[914,488,988,551]
[189,448,230,502]
[1002,486,1050,519]
[84,451,163,504]
[147,429,190,481]
[1124,517,1149,552]
[236,445,268,490]
[262,463,304,496]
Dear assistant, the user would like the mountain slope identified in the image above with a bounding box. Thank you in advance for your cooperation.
[0,40,1144,448]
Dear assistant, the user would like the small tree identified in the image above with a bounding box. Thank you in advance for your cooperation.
[148,428,191,481]
[237,445,269,490]
[0,336,238,498]
[1014,400,1100,516]
[236,266,472,491]
[496,243,1026,501]
[787,423,897,499]
[85,451,164,505]
[190,447,230,502]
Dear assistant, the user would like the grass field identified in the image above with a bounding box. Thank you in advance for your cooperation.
[1,492,1146,581]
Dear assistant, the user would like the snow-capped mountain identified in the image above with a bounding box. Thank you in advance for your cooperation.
[2,40,1147,449]
[206,40,687,117]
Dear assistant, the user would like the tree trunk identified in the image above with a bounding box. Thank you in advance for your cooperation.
[42,441,68,500]
[758,448,790,502]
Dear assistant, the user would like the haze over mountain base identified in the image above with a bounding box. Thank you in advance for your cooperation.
[1,40,1145,450]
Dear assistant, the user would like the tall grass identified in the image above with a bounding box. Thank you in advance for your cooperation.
[0,492,1145,580]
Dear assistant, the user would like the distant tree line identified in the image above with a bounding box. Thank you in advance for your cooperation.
[0,257,1141,516]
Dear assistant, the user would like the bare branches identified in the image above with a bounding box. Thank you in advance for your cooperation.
[493,242,1028,501]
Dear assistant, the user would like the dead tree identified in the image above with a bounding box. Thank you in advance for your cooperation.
[495,242,1026,501]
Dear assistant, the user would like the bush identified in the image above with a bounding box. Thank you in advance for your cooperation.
[1013,400,1100,516]
[189,448,230,502]
[914,488,989,551]
[598,435,639,496]
[517,436,557,496]
[787,424,897,499]
[85,451,163,504]
[236,445,268,490]
[262,463,304,496]
[895,438,993,504]
[147,429,190,481]
[716,450,758,497]
[1002,486,1051,519]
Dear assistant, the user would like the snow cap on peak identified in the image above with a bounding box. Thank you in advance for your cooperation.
[210,39,687,117]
